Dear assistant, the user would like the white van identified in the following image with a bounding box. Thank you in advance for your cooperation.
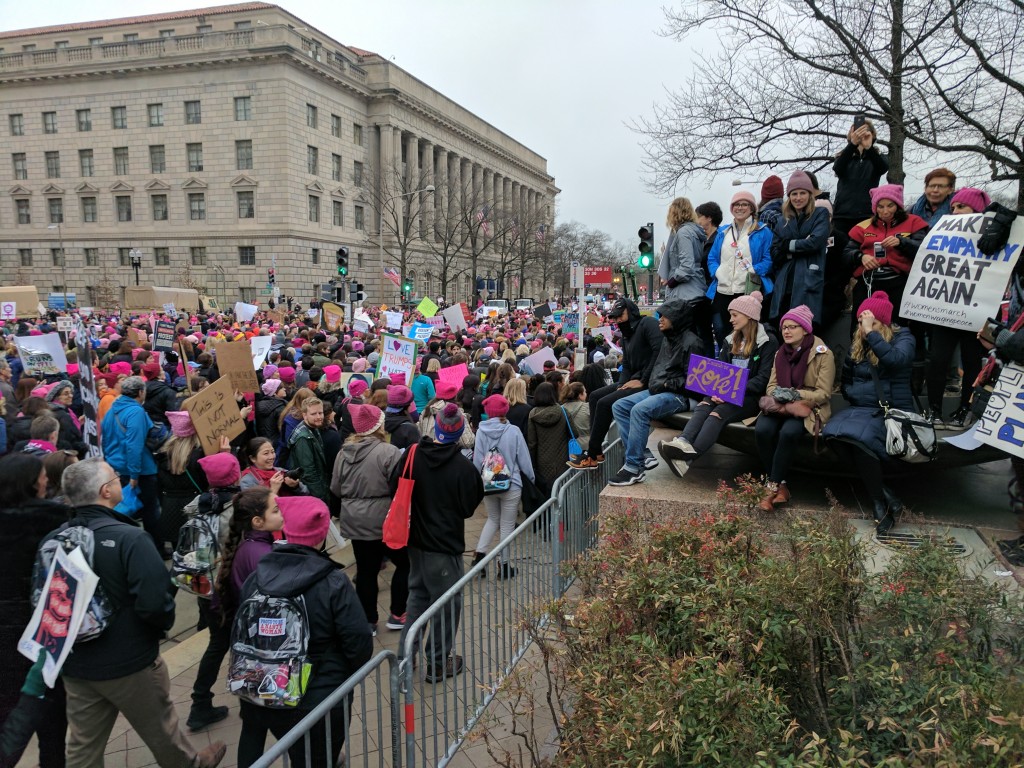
[513,298,534,311]
[484,298,510,314]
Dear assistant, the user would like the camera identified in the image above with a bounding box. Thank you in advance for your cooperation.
[285,467,305,481]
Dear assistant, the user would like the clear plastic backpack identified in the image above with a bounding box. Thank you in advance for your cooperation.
[170,514,221,598]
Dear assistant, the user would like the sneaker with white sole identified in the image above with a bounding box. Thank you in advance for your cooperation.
[668,436,698,454]
[385,612,406,630]
[643,455,659,470]
[608,467,645,486]
[669,459,691,479]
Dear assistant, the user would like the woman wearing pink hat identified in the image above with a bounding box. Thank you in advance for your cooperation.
[155,411,207,552]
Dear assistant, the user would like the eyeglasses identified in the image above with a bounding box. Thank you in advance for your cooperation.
[100,475,121,491]
[731,202,753,209]
[926,183,951,190]
[780,324,803,332]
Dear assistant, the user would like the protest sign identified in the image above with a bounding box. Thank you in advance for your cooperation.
[233,302,258,322]
[354,311,375,328]
[19,546,99,688]
[410,323,432,342]
[437,363,469,389]
[0,301,15,320]
[685,355,749,406]
[425,316,445,328]
[182,375,246,455]
[533,303,553,321]
[441,304,467,331]
[153,320,177,352]
[552,310,565,325]
[353,319,369,334]
[162,302,178,319]
[320,301,347,333]
[267,310,284,325]
[215,339,259,393]
[74,320,102,458]
[376,334,418,383]
[416,296,439,318]
[13,333,68,376]
[341,372,373,397]
[249,336,272,367]
[899,213,1024,332]
[548,301,558,312]
[128,327,148,346]
[180,339,195,391]
[585,313,601,329]
[974,361,1024,459]
[562,312,581,336]
[306,308,320,320]
[519,347,558,376]
[384,311,404,330]
[56,316,74,333]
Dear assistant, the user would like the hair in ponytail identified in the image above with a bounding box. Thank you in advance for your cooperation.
[215,486,273,618]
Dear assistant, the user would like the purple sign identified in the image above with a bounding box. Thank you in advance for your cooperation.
[685,355,749,406]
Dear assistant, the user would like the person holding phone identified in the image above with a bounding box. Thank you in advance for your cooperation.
[832,116,889,258]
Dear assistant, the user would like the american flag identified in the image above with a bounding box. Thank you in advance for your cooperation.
[383,267,401,287]
[536,224,546,244]
[476,205,491,236]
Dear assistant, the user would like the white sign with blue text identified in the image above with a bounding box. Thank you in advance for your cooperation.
[975,361,1024,460]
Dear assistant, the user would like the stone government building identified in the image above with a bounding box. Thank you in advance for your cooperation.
[0,2,557,308]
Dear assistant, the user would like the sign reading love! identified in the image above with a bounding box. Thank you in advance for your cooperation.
[685,355,749,406]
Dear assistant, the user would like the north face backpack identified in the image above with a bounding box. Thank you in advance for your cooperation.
[227,590,312,708]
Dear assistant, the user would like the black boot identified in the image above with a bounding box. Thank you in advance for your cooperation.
[470,551,486,578]
[881,486,904,517]
[187,702,229,731]
[498,561,517,580]
[872,500,894,536]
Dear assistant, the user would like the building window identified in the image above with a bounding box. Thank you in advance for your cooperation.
[189,193,206,220]
[184,101,201,125]
[111,106,127,129]
[88,37,103,45]
[197,24,212,33]
[151,194,168,221]
[354,205,364,230]
[306,104,317,129]
[116,195,132,222]
[15,199,30,224]
[123,33,138,42]
[357,252,364,267]
[42,111,57,134]
[238,246,255,265]
[118,247,131,266]
[9,114,23,136]
[311,248,319,264]
[48,198,64,224]
[331,114,341,137]
[332,153,341,181]
[237,190,254,219]
[45,151,61,178]
[187,143,203,172]
[191,246,206,265]
[12,153,27,180]
[81,196,97,222]
[307,146,318,175]
[234,96,251,121]
[76,109,91,131]
[308,195,320,222]
[79,149,94,177]
[333,200,343,226]
[159,29,175,38]
[55,41,69,49]
[84,248,98,266]
[51,248,65,267]
[149,145,165,173]
[22,44,35,52]
[147,103,164,127]
[154,247,169,265]
[19,249,32,266]
[113,146,129,175]
[353,123,363,146]
[353,161,363,187]
[235,140,253,170]
[234,20,252,29]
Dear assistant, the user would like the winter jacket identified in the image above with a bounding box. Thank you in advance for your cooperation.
[719,324,780,407]
[255,396,286,442]
[474,418,535,491]
[844,214,930,277]
[330,437,403,541]
[769,207,832,320]
[384,411,420,452]
[908,195,952,227]
[507,402,532,437]
[411,374,436,413]
[54,504,176,681]
[418,400,476,451]
[391,437,484,556]
[660,222,708,303]
[143,379,179,426]
[51,403,86,457]
[616,301,664,386]
[102,395,158,479]
[832,143,890,221]
[230,530,274,597]
[647,300,704,396]
[238,544,372,710]
[335,395,361,441]
[97,389,117,430]
[288,422,328,500]
[0,380,16,423]
[278,412,303,459]
[526,406,571,489]
[765,336,837,433]
[6,416,32,452]
[758,199,783,230]
[823,327,916,458]
[706,220,775,299]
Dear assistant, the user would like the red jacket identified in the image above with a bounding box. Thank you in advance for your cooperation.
[845,213,930,278]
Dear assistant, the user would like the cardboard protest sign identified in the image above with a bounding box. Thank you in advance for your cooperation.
[437,363,469,389]
[182,375,246,455]
[129,327,149,346]
[74,320,102,458]
[233,302,258,322]
[215,339,259,393]
[519,347,558,376]
[441,304,467,332]
[320,301,347,333]
[685,355,749,406]
[415,296,439,318]
[14,333,68,376]
[974,361,1024,459]
[153,320,177,352]
[340,372,373,397]
[180,340,195,391]
[249,336,272,367]
[384,311,404,330]
[900,213,1024,332]
[376,334,418,383]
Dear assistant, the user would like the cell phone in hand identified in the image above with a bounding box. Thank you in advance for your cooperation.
[853,114,867,129]
[873,242,885,258]
[979,318,1005,345]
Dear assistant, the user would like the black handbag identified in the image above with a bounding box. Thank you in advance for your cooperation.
[520,472,550,516]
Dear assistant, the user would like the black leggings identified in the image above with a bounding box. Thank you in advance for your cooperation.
[351,539,409,625]
[926,326,985,411]
[681,400,747,455]
[587,383,638,456]
[192,599,232,707]
[754,414,807,484]
[828,440,884,503]
[237,701,348,768]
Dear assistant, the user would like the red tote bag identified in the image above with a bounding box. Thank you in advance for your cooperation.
[382,444,417,549]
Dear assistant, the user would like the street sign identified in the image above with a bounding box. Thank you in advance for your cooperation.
[570,261,585,291]
[259,288,273,296]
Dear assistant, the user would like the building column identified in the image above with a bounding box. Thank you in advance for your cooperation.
[404,132,420,235]
[421,140,434,238]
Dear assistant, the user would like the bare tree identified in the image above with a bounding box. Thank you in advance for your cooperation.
[456,179,504,300]
[421,180,472,302]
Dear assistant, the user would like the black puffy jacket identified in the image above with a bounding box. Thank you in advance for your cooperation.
[254,396,286,442]
[144,380,180,426]
[647,300,704,395]
[616,299,664,386]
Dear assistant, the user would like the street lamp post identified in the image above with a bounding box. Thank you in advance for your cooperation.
[129,248,142,286]
[378,184,434,306]
[47,223,68,309]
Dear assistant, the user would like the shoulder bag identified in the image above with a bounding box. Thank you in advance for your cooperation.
[869,366,936,463]
[560,406,583,460]
[382,444,417,549]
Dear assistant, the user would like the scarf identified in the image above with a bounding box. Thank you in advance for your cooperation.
[775,342,812,390]
[241,467,277,487]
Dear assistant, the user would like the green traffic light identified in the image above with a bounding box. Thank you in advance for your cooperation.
[638,253,653,269]
[338,266,348,276]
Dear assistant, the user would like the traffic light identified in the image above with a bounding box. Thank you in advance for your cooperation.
[336,246,349,277]
[402,276,413,296]
[352,282,367,304]
[637,223,654,269]
[267,268,275,285]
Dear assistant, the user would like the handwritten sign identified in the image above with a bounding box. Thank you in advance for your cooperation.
[153,320,177,352]
[685,355,749,406]
[384,311,404,330]
[353,319,369,334]
[14,334,68,376]
[376,333,417,383]
[441,304,467,331]
[436,363,469,389]
[562,312,580,336]
[415,296,439,318]
[182,375,245,455]
[215,339,259,393]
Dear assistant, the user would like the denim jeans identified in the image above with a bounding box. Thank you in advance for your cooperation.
[611,390,690,472]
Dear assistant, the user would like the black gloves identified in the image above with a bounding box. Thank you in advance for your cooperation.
[978,202,1018,257]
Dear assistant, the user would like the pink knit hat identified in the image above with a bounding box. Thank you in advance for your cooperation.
[263,364,279,378]
[347,377,369,398]
[198,452,240,488]
[352,358,368,373]
[435,380,459,400]
[349,403,385,436]
[780,305,815,335]
[109,362,132,377]
[483,394,509,419]
[856,290,894,326]
[870,184,904,213]
[786,170,815,195]
[950,187,991,214]
[261,379,283,397]
[166,411,197,437]
[389,372,406,387]
[279,496,330,548]
[727,291,763,322]
[730,190,757,212]
[323,364,342,383]
[277,366,296,383]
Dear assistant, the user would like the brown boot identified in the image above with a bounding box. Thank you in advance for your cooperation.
[758,483,778,512]
[194,742,227,768]
[771,482,791,506]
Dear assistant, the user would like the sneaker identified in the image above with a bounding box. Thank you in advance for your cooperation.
[424,654,465,683]
[643,455,659,470]
[668,436,698,455]
[667,459,691,479]
[194,742,227,768]
[568,453,600,470]
[385,612,406,631]
[608,467,645,486]
[186,705,229,732]
[369,623,377,637]
[948,407,970,429]
[930,411,946,429]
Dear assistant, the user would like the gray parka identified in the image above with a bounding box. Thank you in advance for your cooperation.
[330,437,404,540]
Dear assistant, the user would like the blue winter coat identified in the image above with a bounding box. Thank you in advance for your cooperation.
[822,327,916,459]
[769,207,831,320]
[101,394,159,479]
[908,195,952,227]
[706,222,775,299]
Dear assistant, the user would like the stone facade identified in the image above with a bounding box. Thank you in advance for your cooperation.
[0,2,558,308]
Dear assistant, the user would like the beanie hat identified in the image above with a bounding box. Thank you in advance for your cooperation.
[730,190,757,212]
[856,290,894,326]
[45,381,72,402]
[349,403,385,436]
[387,384,414,410]
[352,358,368,373]
[166,411,196,437]
[263,364,279,378]
[323,364,342,383]
[727,290,764,322]
[781,305,815,335]
[435,380,459,400]
[347,377,369,398]
[141,362,162,381]
[352,340,364,352]
[434,402,466,444]
[261,379,283,397]
[869,184,904,213]
[197,452,241,488]
[950,187,991,214]
[109,362,132,377]
[483,394,509,419]
[390,372,406,387]
[761,175,784,202]
[66,364,79,376]
[277,366,296,383]
[786,170,815,195]
[278,496,330,548]
[815,198,833,218]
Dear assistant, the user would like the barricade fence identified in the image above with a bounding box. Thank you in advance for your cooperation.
[251,437,624,768]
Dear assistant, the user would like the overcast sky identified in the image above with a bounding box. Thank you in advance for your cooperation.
[4,0,745,254]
